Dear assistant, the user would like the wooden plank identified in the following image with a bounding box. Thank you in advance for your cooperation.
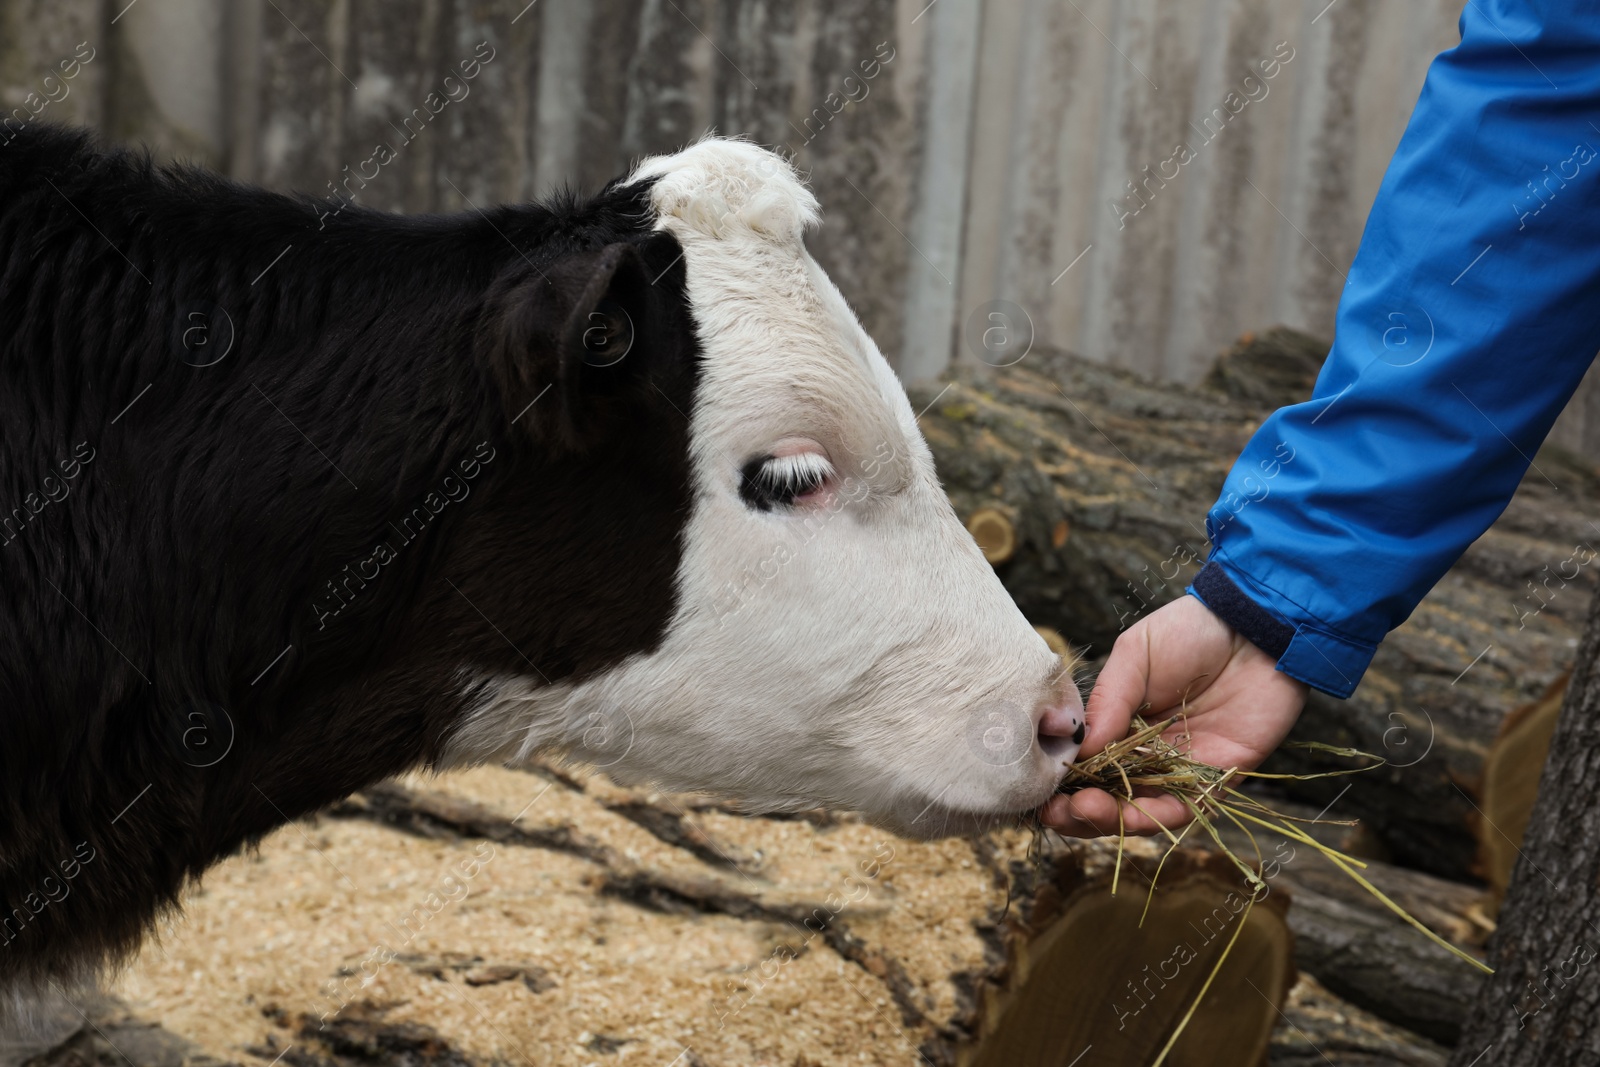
[897,0,979,381]
[108,0,227,165]
[710,0,800,150]
[573,0,643,195]
[255,0,350,197]
[620,0,715,161]
[83,0,1523,464]
[797,0,913,365]
[439,0,538,207]
[340,0,437,213]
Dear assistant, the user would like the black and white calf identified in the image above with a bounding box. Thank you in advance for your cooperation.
[0,127,1084,1013]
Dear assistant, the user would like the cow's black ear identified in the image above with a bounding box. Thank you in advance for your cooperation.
[479,242,663,449]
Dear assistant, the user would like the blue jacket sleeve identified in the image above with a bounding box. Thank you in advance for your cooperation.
[1191,0,1600,699]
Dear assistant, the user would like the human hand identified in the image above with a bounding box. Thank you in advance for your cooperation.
[1039,594,1308,837]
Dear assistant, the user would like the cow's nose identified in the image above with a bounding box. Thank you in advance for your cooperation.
[1037,686,1087,762]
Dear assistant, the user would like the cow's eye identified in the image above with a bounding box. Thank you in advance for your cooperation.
[738,452,833,512]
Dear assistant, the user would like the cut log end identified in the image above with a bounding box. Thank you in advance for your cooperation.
[966,507,1017,565]
[959,847,1294,1067]
[1478,671,1569,912]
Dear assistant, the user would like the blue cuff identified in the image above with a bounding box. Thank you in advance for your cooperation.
[1187,560,1376,700]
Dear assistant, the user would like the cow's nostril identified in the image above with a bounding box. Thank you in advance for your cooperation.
[1037,690,1087,762]
[1038,729,1078,761]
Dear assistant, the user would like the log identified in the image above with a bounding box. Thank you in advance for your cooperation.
[1197,793,1489,1044]
[1274,873,1480,1045]
[110,761,951,1062]
[1477,672,1568,911]
[31,968,1449,1067]
[915,328,1600,881]
[7,993,232,1067]
[1449,588,1600,1065]
[1270,975,1449,1067]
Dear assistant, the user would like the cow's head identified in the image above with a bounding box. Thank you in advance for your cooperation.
[449,139,1082,837]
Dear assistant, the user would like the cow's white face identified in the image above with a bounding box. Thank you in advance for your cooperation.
[448,139,1083,837]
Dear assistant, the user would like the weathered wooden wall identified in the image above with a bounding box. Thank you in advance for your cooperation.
[13,0,1599,454]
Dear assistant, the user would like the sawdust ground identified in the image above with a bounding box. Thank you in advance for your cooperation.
[112,764,1030,1067]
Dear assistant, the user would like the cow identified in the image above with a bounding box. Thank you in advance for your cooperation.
[0,126,1085,1024]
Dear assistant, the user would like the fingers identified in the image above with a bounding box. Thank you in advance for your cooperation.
[1081,596,1243,757]
[1080,627,1151,758]
[1037,789,1120,837]
[1038,788,1194,839]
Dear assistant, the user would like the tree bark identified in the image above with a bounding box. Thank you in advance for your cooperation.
[1447,587,1600,1064]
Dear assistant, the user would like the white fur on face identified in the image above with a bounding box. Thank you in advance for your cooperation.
[446,139,1079,837]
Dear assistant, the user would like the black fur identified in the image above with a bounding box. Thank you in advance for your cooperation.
[0,126,701,996]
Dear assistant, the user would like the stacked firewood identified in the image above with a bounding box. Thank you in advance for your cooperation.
[922,330,1594,884]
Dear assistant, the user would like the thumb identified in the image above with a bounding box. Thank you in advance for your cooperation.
[1080,626,1151,757]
